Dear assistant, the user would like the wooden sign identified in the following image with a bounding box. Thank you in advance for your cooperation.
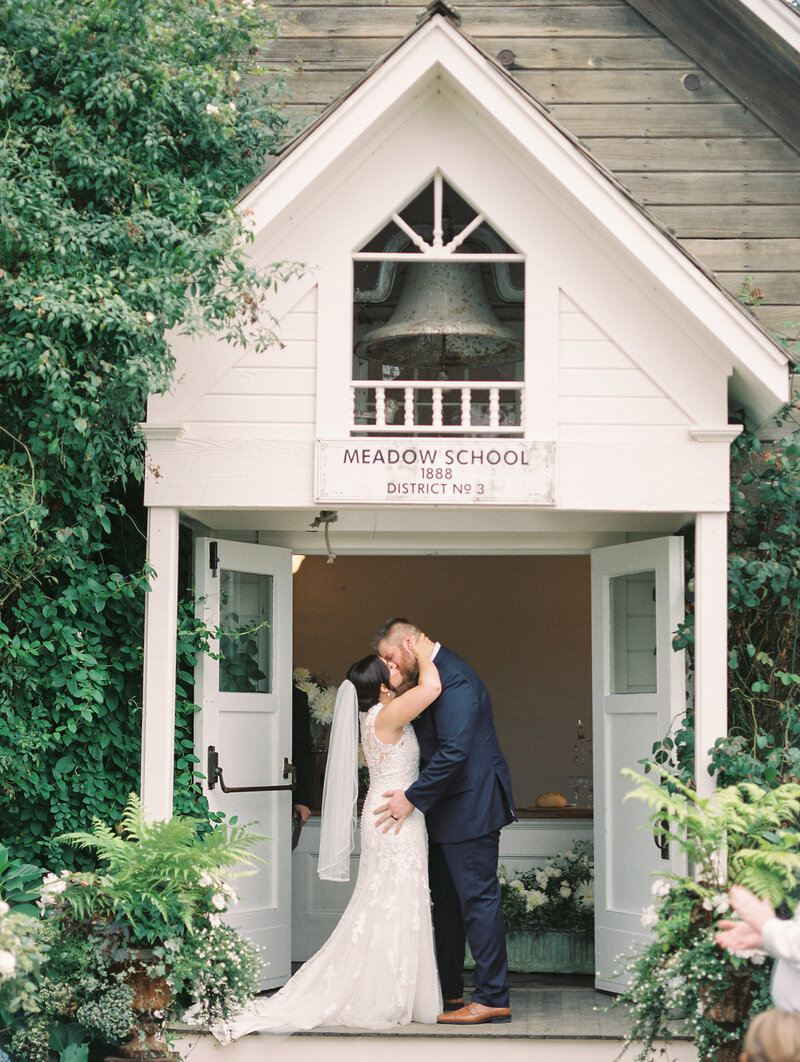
[315,439,555,505]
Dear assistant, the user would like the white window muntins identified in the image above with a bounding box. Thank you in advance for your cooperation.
[352,173,525,438]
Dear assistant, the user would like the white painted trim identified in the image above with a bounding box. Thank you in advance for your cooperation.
[736,0,800,56]
[689,427,744,443]
[140,506,180,821]
[694,512,729,799]
[138,424,184,442]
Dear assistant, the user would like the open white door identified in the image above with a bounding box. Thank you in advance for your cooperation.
[591,536,686,993]
[194,538,293,990]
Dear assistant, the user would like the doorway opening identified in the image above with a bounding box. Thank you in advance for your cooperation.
[289,553,595,979]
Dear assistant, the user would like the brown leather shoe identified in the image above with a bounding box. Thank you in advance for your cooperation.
[437,1002,512,1025]
[442,997,464,1012]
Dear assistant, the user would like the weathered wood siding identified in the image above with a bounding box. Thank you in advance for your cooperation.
[256,0,800,335]
[183,288,318,438]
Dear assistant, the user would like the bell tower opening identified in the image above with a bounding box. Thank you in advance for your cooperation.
[351,173,525,437]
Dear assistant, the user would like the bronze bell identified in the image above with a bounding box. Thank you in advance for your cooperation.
[354,261,523,367]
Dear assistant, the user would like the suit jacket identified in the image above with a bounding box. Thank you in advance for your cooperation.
[292,685,315,809]
[405,645,516,843]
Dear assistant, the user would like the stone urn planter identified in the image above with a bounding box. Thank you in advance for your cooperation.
[698,976,755,1062]
[105,950,177,1062]
[465,929,595,974]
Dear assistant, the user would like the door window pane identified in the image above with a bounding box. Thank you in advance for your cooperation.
[219,570,273,693]
[610,570,657,694]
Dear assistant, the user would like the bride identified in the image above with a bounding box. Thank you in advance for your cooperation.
[215,634,443,1039]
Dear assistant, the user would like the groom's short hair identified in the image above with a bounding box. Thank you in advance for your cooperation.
[373,617,420,649]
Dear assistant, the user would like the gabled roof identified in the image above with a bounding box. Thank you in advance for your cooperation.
[625,0,800,153]
[238,6,790,423]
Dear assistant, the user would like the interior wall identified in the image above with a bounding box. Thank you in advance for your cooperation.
[292,554,592,809]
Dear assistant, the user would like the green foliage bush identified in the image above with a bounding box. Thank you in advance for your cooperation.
[0,0,291,864]
[615,769,800,1061]
[654,398,800,786]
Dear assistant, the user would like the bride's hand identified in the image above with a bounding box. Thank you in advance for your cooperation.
[407,632,434,661]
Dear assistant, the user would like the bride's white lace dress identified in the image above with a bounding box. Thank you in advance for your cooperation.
[217,703,441,1038]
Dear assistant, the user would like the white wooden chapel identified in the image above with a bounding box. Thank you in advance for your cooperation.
[139,5,791,993]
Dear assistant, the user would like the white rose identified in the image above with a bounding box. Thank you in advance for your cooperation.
[641,905,658,928]
[211,892,226,910]
[0,951,16,978]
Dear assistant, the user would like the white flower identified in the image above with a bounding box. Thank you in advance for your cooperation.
[211,892,227,910]
[295,679,320,705]
[231,71,241,83]
[0,951,16,978]
[559,885,572,899]
[509,879,525,893]
[525,890,546,911]
[208,914,222,928]
[575,880,594,910]
[650,878,671,898]
[205,103,220,115]
[198,872,214,887]
[310,685,337,726]
[145,311,155,323]
[713,893,730,915]
[0,901,9,917]
[641,904,658,928]
[534,870,548,889]
[41,876,68,895]
[228,102,236,112]
[293,667,312,682]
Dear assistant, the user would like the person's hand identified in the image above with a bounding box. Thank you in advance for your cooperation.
[374,790,414,833]
[293,804,311,825]
[729,884,775,933]
[409,632,434,662]
[715,919,764,952]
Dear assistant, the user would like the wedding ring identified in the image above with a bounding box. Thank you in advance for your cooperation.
[390,815,398,820]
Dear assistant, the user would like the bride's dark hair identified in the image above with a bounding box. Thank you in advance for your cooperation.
[347,654,391,713]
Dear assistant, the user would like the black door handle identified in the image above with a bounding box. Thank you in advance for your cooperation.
[207,746,297,794]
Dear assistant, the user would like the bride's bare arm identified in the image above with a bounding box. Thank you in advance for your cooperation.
[380,634,441,730]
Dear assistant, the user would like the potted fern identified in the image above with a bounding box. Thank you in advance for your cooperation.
[614,768,800,1062]
[31,795,264,1062]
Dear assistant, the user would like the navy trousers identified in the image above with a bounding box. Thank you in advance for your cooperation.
[429,829,509,1008]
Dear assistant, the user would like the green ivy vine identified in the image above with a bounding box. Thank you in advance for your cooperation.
[0,0,292,865]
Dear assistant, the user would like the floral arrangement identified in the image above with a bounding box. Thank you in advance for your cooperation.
[617,877,773,1062]
[0,899,48,1019]
[293,667,339,747]
[613,769,800,1062]
[5,796,264,1062]
[499,840,594,935]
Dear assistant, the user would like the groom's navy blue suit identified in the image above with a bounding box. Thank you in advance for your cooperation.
[405,645,516,1008]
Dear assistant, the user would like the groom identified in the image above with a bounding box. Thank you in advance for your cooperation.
[373,618,517,1025]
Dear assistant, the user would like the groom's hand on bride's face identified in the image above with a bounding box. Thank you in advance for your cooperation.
[374,790,414,833]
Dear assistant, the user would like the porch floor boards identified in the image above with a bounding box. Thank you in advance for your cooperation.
[174,975,698,1061]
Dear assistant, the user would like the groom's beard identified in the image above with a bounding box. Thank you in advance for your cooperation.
[398,659,419,692]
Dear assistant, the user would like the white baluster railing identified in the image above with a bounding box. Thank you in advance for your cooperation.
[349,381,524,436]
